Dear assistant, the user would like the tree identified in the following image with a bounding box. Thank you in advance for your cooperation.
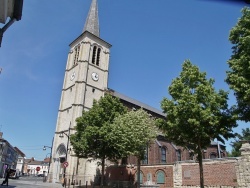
[158,60,237,188]
[70,94,127,187]
[229,128,250,157]
[226,7,250,122]
[108,109,157,188]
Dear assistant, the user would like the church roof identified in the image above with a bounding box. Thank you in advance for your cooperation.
[83,0,100,37]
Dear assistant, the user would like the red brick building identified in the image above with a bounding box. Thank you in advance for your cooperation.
[105,90,229,188]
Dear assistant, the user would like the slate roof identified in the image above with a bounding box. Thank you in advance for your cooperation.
[83,0,100,37]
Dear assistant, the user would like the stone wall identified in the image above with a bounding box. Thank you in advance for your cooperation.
[178,159,237,187]
[235,142,250,188]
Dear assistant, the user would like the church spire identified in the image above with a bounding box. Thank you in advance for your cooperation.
[83,0,100,37]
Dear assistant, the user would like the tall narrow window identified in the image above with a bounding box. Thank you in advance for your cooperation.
[177,149,181,161]
[142,147,148,164]
[156,170,165,184]
[73,45,80,65]
[92,46,97,64]
[96,48,101,66]
[161,147,166,163]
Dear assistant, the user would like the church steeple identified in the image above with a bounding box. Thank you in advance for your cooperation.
[83,0,100,37]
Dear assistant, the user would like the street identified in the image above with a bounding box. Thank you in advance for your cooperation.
[0,176,63,188]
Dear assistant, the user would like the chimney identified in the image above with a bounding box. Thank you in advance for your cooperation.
[0,132,3,139]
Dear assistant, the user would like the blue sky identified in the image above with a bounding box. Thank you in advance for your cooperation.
[0,0,248,160]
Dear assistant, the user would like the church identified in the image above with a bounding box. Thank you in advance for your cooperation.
[49,0,227,187]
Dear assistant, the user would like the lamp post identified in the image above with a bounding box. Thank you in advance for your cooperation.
[43,137,54,180]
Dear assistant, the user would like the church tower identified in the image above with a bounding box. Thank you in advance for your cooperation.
[50,0,111,183]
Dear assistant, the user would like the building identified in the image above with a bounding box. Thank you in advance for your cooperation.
[50,0,111,183]
[0,132,18,177]
[49,0,228,185]
[14,147,25,176]
[0,0,23,47]
[23,157,50,176]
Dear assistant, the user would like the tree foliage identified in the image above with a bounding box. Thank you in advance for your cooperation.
[70,94,127,160]
[70,94,127,186]
[108,108,157,188]
[159,60,237,188]
[226,7,250,122]
[229,128,250,157]
[108,108,157,159]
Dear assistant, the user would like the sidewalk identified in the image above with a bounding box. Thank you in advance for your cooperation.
[0,178,64,188]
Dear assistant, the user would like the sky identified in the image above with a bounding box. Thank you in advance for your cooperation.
[0,0,249,160]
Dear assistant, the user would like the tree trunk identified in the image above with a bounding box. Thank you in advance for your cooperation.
[197,146,204,188]
[101,157,105,188]
[137,158,141,188]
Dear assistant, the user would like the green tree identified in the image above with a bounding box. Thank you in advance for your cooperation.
[159,60,237,188]
[70,94,127,187]
[108,109,157,188]
[226,7,250,122]
[229,128,250,157]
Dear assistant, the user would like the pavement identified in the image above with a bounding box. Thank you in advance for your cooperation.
[0,178,64,188]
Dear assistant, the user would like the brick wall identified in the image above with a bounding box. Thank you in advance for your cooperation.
[105,144,250,188]
[182,160,237,187]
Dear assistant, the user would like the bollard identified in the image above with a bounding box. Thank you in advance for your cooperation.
[68,179,70,188]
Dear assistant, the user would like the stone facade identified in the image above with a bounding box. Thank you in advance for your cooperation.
[235,142,250,188]
[49,0,111,182]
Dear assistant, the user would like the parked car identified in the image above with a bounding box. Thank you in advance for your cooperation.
[9,169,19,179]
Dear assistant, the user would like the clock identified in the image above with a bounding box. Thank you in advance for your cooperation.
[91,72,99,81]
[70,71,76,81]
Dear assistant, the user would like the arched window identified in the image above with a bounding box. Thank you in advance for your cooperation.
[210,152,217,159]
[57,144,67,163]
[177,149,181,161]
[136,171,144,184]
[96,48,101,66]
[73,45,80,65]
[161,147,166,163]
[142,147,148,164]
[156,170,165,184]
[91,46,101,66]
[92,46,97,64]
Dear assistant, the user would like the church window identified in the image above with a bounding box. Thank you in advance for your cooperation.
[91,46,101,66]
[136,172,143,184]
[142,147,148,164]
[96,48,101,66]
[156,170,165,184]
[161,147,166,163]
[73,45,80,65]
[92,46,97,64]
[210,152,217,159]
[177,149,181,161]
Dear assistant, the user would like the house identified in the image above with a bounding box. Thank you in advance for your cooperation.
[14,147,25,176]
[23,157,51,176]
[0,132,18,178]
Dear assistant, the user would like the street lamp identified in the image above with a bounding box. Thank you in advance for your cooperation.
[43,137,54,179]
[0,0,23,47]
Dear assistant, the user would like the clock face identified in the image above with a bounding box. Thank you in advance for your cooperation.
[91,72,99,81]
[70,71,76,81]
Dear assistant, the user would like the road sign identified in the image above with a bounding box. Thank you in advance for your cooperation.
[63,161,69,168]
[36,167,40,171]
